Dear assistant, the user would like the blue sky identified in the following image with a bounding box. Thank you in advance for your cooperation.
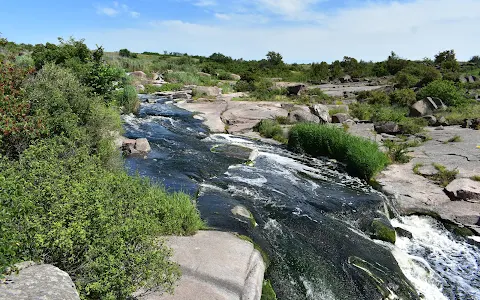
[1,0,479,62]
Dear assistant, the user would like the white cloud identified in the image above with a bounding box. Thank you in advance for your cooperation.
[86,0,480,62]
[95,2,140,18]
[193,0,217,6]
[214,13,231,20]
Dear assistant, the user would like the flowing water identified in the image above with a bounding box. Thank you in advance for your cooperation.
[124,95,480,300]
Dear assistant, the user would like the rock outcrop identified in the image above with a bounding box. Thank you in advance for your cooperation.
[445,179,480,202]
[374,122,400,134]
[136,231,265,300]
[193,86,222,97]
[0,263,80,300]
[331,113,350,124]
[121,138,152,154]
[309,104,331,123]
[409,97,447,117]
[288,109,320,124]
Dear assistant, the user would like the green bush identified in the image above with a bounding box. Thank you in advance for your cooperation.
[395,71,419,88]
[435,103,480,124]
[357,90,390,105]
[288,124,389,180]
[115,85,139,114]
[254,119,287,143]
[390,89,417,106]
[141,83,184,94]
[417,80,465,106]
[0,137,203,299]
[119,48,137,58]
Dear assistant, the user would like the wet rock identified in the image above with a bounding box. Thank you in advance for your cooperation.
[309,104,331,123]
[193,86,222,97]
[331,113,350,124]
[370,218,396,244]
[0,263,80,300]
[409,97,447,117]
[374,122,400,134]
[287,84,307,96]
[445,179,480,202]
[395,227,413,239]
[135,138,151,153]
[288,110,320,123]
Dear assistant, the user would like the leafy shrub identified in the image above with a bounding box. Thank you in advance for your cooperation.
[398,118,427,134]
[349,103,375,120]
[119,48,137,58]
[357,90,390,105]
[395,71,419,88]
[254,119,286,143]
[390,89,417,106]
[141,83,184,94]
[417,80,465,106]
[0,59,45,158]
[288,124,389,180]
[115,85,139,114]
[435,103,480,124]
[0,137,203,299]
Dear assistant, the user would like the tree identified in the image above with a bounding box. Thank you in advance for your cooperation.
[310,62,330,81]
[341,56,359,76]
[330,60,344,79]
[266,51,284,67]
[386,51,408,75]
[469,55,480,66]
[434,49,459,73]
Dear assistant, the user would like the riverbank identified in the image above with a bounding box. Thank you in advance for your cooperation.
[173,96,480,238]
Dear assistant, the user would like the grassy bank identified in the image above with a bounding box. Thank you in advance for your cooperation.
[288,124,389,180]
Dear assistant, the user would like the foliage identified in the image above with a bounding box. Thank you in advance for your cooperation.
[386,52,408,75]
[417,80,465,106]
[32,37,92,70]
[0,137,203,299]
[114,85,139,114]
[141,83,184,94]
[357,90,390,105]
[164,71,217,86]
[431,163,458,187]
[288,124,389,180]
[309,62,330,81]
[254,119,287,143]
[395,71,419,88]
[261,280,277,300]
[390,89,417,107]
[119,48,138,58]
[471,175,480,182]
[434,102,480,124]
[0,59,45,158]
[435,50,459,73]
[383,140,412,163]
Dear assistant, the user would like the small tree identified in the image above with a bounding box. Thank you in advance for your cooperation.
[386,51,408,75]
[310,62,330,81]
[266,51,284,67]
[434,50,459,73]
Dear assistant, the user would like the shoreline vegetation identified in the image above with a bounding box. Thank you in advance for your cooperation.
[0,37,203,299]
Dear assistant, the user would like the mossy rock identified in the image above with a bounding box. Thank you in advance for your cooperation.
[370,218,396,244]
[261,280,277,300]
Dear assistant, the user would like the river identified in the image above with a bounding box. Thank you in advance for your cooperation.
[124,95,480,300]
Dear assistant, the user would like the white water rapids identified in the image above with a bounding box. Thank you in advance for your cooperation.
[391,216,480,300]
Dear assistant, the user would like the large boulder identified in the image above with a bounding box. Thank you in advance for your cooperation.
[331,113,350,124]
[287,84,307,96]
[309,104,331,123]
[230,74,241,80]
[340,75,352,83]
[409,97,447,117]
[288,110,320,124]
[445,179,480,201]
[129,71,147,79]
[374,122,400,134]
[135,138,151,153]
[0,263,80,300]
[193,86,222,97]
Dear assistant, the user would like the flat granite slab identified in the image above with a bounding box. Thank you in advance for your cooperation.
[138,231,265,300]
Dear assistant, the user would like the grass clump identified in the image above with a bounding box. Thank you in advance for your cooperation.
[471,175,480,182]
[413,163,424,175]
[444,135,462,143]
[254,119,287,143]
[288,124,389,180]
[142,83,184,94]
[431,163,458,187]
[383,140,412,163]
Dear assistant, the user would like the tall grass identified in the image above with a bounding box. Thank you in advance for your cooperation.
[288,124,389,180]
[254,120,287,143]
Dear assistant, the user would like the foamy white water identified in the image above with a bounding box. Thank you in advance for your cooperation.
[392,216,480,300]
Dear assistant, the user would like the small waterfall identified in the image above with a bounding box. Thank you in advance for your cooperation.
[391,216,480,300]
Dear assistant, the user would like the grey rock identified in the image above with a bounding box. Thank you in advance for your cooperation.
[136,231,265,300]
[374,122,400,134]
[343,119,356,127]
[129,71,147,79]
[340,75,352,83]
[395,227,413,239]
[436,116,449,127]
[0,264,80,300]
[435,126,445,130]
[197,72,212,77]
[288,110,320,123]
[193,86,222,97]
[423,115,437,126]
[462,119,474,129]
[287,84,307,96]
[331,113,350,124]
[409,97,447,117]
[445,179,480,201]
[230,74,241,80]
[309,104,331,123]
[135,138,151,153]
